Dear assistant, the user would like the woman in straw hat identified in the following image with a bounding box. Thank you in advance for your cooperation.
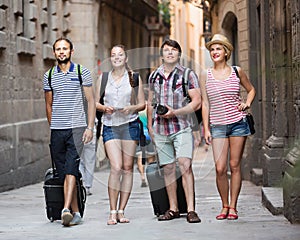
[200,34,256,220]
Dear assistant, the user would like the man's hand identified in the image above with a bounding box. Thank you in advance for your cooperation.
[82,128,93,144]
[158,105,175,119]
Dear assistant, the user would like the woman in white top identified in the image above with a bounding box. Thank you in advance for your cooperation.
[95,45,145,225]
[200,34,256,220]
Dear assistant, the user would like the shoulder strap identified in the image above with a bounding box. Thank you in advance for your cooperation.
[132,72,139,97]
[149,69,160,84]
[100,72,109,105]
[48,64,82,90]
[233,66,240,78]
[133,72,139,87]
[47,66,55,91]
[77,64,82,85]
[182,67,191,98]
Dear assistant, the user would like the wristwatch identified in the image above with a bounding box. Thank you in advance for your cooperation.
[86,127,93,131]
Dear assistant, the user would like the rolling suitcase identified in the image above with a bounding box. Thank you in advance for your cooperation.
[146,161,188,217]
[43,145,86,222]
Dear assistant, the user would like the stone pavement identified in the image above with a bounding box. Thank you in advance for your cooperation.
[0,145,299,240]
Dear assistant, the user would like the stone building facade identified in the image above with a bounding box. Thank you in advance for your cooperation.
[0,0,167,192]
[207,0,300,223]
[169,0,205,75]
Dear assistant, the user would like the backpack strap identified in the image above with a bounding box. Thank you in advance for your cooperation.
[149,69,161,85]
[132,72,140,97]
[182,67,191,98]
[48,64,82,90]
[182,67,202,129]
[99,72,109,105]
[47,66,55,91]
[133,72,139,86]
[77,64,83,85]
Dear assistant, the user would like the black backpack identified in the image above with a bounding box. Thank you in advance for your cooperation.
[96,72,140,139]
[182,68,202,131]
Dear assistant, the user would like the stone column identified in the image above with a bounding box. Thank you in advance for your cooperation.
[283,140,300,223]
[262,0,290,187]
[68,0,99,74]
[282,0,300,224]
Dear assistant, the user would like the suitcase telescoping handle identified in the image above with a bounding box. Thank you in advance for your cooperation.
[137,118,147,165]
[49,144,56,174]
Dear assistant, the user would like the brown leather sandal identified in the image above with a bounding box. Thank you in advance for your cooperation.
[158,210,180,221]
[187,211,201,223]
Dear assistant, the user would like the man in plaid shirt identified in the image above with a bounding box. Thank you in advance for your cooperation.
[147,39,201,223]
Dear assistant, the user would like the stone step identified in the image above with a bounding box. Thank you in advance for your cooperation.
[250,168,263,186]
[262,187,283,215]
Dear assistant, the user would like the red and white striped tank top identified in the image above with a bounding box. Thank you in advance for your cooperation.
[206,67,246,125]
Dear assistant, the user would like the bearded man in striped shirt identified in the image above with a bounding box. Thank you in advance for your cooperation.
[43,37,95,226]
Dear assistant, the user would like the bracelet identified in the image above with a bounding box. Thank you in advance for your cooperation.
[86,127,93,131]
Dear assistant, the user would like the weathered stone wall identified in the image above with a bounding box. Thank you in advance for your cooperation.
[0,0,58,192]
[283,0,300,224]
[0,0,160,192]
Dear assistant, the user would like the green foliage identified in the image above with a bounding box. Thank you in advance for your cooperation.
[158,0,171,26]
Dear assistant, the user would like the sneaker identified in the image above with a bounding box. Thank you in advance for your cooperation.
[69,212,82,226]
[61,208,73,226]
[86,187,92,196]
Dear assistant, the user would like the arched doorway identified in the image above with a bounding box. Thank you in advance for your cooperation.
[221,11,238,65]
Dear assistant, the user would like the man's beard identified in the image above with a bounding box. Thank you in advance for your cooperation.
[57,56,71,64]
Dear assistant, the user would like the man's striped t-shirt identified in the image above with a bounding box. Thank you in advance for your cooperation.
[43,62,92,129]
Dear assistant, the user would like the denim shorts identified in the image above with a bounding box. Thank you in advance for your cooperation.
[50,127,85,182]
[102,119,140,143]
[210,117,251,139]
[154,127,193,166]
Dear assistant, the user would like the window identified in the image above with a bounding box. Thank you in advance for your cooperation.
[14,0,37,55]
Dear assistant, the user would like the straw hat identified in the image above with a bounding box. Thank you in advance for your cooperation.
[205,34,233,60]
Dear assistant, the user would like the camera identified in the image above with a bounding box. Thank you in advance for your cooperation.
[156,105,168,115]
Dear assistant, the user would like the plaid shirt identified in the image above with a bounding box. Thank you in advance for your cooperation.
[149,64,199,135]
